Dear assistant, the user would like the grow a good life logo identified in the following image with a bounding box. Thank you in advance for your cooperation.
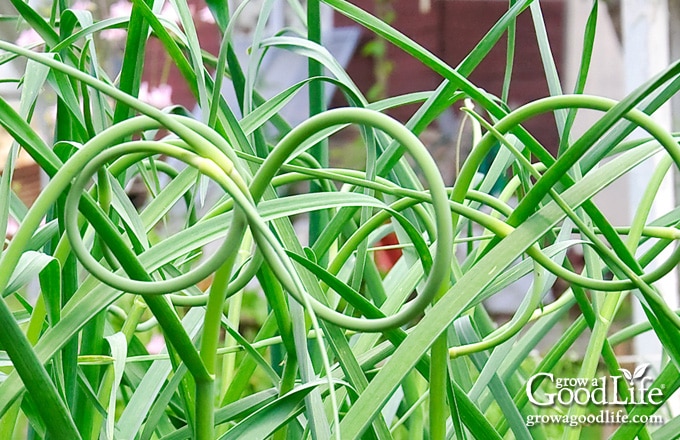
[527,364,662,407]
[525,364,666,428]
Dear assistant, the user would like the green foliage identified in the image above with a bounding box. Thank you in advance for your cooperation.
[360,0,394,101]
[0,0,679,439]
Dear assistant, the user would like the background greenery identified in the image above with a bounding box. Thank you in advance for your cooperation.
[1,0,680,439]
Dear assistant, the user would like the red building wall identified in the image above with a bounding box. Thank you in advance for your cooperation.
[335,0,566,154]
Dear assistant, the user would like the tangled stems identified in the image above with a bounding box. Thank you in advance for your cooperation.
[62,141,251,438]
[0,39,255,438]
[64,142,247,295]
[151,159,677,332]
[250,107,453,332]
[452,95,680,261]
[4,32,680,439]
[151,109,456,330]
[440,94,680,365]
[0,46,450,434]
[158,152,680,357]
[57,103,680,368]
[456,98,680,276]
[251,152,680,295]
[253,164,680,302]
[1,123,243,439]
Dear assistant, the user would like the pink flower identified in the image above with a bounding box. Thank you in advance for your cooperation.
[160,3,180,25]
[108,0,132,18]
[100,0,131,41]
[15,29,43,47]
[100,28,127,41]
[138,82,173,108]
[199,7,215,24]
[5,217,19,238]
[70,0,93,11]
[146,333,166,354]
